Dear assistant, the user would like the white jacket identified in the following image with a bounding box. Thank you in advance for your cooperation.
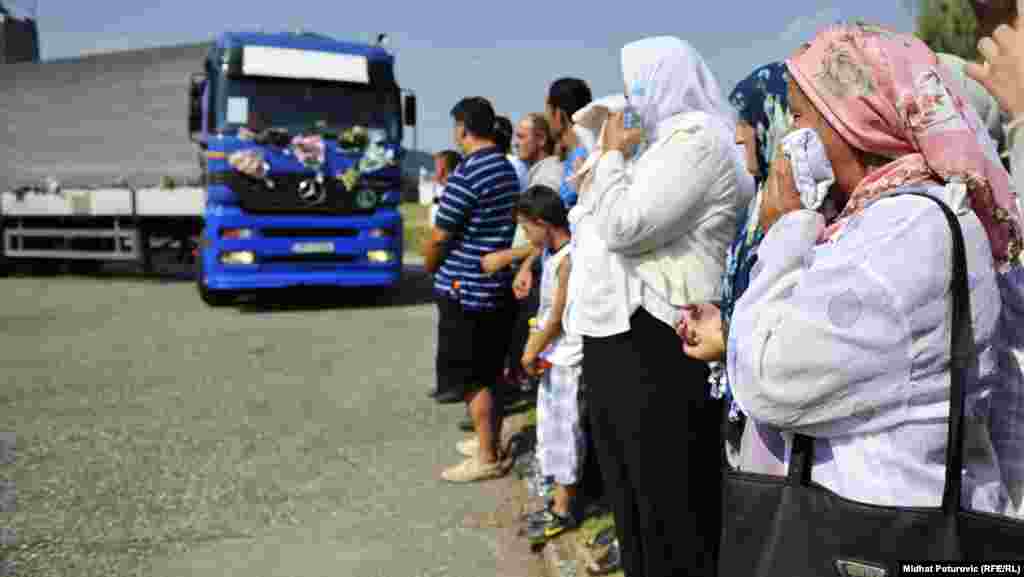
[727,185,1018,514]
[590,110,743,319]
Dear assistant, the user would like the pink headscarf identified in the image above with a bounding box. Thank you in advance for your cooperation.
[786,22,1023,268]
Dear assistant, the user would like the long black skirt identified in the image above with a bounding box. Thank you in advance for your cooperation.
[583,307,722,577]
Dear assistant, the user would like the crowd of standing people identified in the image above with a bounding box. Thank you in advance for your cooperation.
[423,3,1024,574]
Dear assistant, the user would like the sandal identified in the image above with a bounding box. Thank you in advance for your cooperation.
[586,539,621,576]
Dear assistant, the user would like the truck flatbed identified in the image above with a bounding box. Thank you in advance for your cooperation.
[1,187,204,217]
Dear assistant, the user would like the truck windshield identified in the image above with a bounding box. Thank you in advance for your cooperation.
[219,77,401,142]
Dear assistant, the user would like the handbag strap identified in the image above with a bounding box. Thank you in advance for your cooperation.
[789,190,972,515]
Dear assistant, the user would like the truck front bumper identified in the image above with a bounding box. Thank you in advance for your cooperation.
[203,267,401,290]
[200,206,403,290]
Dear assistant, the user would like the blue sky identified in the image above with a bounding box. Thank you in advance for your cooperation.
[22,0,916,154]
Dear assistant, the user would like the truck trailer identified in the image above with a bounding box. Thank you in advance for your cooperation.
[1,31,416,306]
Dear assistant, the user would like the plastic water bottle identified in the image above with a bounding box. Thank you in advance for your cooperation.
[623,106,642,158]
[623,106,637,129]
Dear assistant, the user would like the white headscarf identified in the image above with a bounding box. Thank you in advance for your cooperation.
[621,36,735,142]
[621,36,753,204]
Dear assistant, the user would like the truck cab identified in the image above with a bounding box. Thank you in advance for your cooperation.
[189,32,414,305]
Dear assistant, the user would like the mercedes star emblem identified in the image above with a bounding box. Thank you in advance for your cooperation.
[297,178,327,206]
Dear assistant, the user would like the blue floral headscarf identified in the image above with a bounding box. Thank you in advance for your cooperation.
[713,62,791,422]
[728,62,791,186]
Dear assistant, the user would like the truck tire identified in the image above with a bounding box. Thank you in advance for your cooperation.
[137,225,153,275]
[196,248,235,307]
[0,219,7,277]
[67,260,102,275]
[27,259,63,275]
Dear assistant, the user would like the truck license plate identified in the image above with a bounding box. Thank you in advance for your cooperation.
[291,241,335,254]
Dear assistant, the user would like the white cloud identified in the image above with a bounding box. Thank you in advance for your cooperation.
[779,5,843,44]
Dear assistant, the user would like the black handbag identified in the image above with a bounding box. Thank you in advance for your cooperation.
[717,192,1024,577]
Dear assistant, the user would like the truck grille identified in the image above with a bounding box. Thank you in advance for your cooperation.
[260,228,359,238]
[209,172,375,215]
[261,254,357,264]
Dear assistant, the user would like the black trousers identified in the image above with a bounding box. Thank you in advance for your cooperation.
[583,307,722,577]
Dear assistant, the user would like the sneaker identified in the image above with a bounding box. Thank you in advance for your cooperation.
[521,500,554,524]
[527,509,578,545]
[456,437,479,458]
[441,457,507,483]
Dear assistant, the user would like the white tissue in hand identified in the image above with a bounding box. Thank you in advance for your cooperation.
[781,128,835,211]
[572,94,628,133]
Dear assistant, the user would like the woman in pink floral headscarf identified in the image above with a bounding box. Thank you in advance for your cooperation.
[727,21,1024,517]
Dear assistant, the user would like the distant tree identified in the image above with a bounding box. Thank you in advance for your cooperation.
[916,0,979,60]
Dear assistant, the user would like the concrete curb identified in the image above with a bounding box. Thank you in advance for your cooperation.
[542,530,623,577]
[499,401,623,577]
[526,482,604,577]
[529,481,622,577]
[542,537,580,577]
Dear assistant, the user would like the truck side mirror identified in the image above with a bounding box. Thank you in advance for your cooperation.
[188,73,206,139]
[404,93,416,127]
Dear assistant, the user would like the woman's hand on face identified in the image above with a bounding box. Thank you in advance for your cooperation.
[601,111,644,154]
[758,147,802,231]
[966,24,1024,120]
[676,303,726,362]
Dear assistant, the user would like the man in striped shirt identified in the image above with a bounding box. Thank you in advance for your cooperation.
[423,96,520,483]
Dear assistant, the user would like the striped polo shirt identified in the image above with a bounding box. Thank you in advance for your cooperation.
[433,146,519,311]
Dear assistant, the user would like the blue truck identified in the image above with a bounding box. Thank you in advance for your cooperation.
[189,31,415,305]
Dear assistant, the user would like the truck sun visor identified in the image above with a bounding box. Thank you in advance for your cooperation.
[241,46,370,84]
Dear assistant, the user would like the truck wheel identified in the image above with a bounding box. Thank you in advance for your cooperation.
[0,220,7,277]
[196,249,235,307]
[27,259,63,275]
[137,226,153,275]
[67,260,102,275]
[199,284,236,307]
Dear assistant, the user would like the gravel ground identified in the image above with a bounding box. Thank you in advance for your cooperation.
[0,260,545,577]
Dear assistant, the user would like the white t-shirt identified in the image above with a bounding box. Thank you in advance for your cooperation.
[537,243,582,367]
[507,155,529,193]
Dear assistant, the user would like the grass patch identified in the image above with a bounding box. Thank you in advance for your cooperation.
[399,203,430,257]
[524,406,538,428]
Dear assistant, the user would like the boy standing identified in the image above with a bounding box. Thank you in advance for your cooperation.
[515,185,585,544]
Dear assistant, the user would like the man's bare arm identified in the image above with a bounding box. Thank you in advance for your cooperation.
[422,227,452,274]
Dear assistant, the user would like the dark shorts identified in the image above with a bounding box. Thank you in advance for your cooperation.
[435,295,517,399]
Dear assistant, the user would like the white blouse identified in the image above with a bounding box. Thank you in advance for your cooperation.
[563,111,746,336]
[727,185,1014,514]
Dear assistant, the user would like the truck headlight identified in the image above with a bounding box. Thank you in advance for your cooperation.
[220,251,256,265]
[366,250,393,263]
[367,227,393,238]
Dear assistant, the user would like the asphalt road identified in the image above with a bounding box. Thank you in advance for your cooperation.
[0,258,545,577]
